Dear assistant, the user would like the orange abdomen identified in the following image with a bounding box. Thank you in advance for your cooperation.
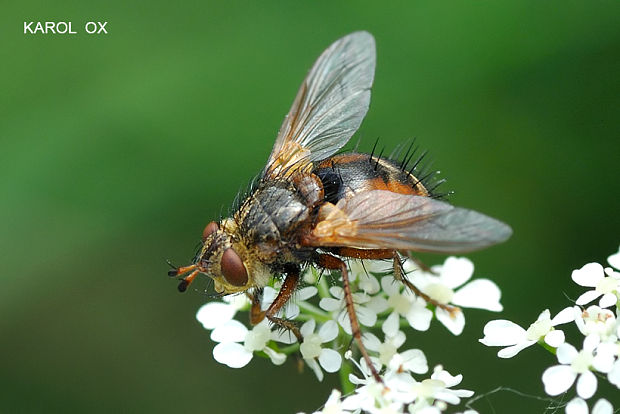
[313,153,430,205]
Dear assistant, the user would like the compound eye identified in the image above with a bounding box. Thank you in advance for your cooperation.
[202,221,219,241]
[220,248,248,287]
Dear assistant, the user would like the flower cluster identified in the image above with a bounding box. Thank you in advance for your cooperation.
[480,246,620,413]
[196,256,502,413]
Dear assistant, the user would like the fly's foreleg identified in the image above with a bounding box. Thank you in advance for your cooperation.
[249,268,303,343]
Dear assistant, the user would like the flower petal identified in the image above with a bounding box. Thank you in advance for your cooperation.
[382,311,400,337]
[399,349,428,374]
[592,398,613,414]
[297,286,318,301]
[381,275,401,296]
[497,341,536,358]
[572,263,604,287]
[592,342,616,373]
[306,358,324,382]
[542,365,576,396]
[479,320,526,346]
[607,246,620,270]
[436,307,465,336]
[557,343,578,364]
[270,329,298,345]
[319,297,342,312]
[210,319,248,343]
[337,311,353,335]
[566,397,588,414]
[213,342,253,368]
[263,347,286,366]
[431,368,462,387]
[544,330,565,347]
[598,293,617,308]
[583,333,600,353]
[576,290,603,306]
[366,296,389,313]
[196,302,236,330]
[300,319,316,338]
[405,301,432,331]
[576,370,597,399]
[551,307,575,325]
[362,332,381,351]
[318,320,339,343]
[357,306,377,327]
[608,361,620,387]
[452,279,502,311]
[439,257,474,288]
[261,287,278,310]
[319,348,342,373]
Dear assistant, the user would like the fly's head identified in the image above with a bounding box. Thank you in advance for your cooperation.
[171,218,257,294]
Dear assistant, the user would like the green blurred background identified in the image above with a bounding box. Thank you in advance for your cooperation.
[1,1,619,413]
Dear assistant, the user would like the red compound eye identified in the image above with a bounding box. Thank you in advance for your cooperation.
[220,248,248,287]
[202,221,219,241]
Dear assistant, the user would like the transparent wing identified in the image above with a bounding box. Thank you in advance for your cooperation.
[308,190,512,253]
[264,31,376,178]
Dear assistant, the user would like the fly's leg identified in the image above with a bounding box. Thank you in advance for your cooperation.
[249,268,303,343]
[393,254,460,317]
[330,247,460,317]
[317,253,383,384]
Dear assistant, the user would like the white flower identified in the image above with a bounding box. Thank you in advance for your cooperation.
[349,259,390,294]
[299,319,342,381]
[574,305,617,340]
[407,366,474,411]
[341,380,402,414]
[572,263,619,308]
[195,294,250,330]
[409,257,503,335]
[319,286,382,335]
[479,307,574,357]
[312,389,352,414]
[381,275,433,332]
[387,348,429,376]
[210,319,286,368]
[262,285,318,321]
[565,397,613,414]
[363,330,429,375]
[542,334,600,399]
[363,330,406,367]
[607,246,620,270]
[608,359,620,388]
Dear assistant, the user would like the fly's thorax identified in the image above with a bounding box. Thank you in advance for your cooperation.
[197,218,271,294]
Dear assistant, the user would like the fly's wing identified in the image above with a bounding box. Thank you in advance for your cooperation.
[264,31,376,178]
[307,190,512,253]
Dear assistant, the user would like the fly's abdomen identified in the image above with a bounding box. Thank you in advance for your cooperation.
[314,153,431,205]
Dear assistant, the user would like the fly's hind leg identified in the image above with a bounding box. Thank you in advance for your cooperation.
[393,254,460,317]
[249,267,303,343]
[331,247,460,317]
[316,253,383,384]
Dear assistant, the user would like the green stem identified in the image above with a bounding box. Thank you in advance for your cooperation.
[339,362,355,395]
[539,340,557,355]
[297,301,330,322]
